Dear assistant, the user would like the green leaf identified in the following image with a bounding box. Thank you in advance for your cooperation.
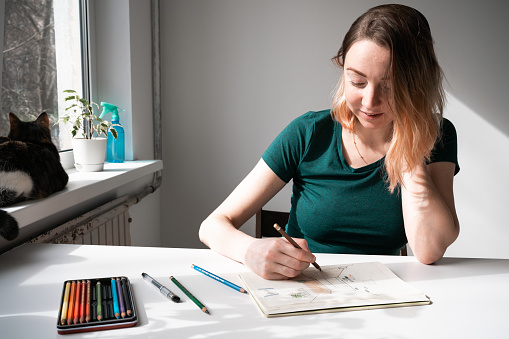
[64,95,77,102]
[61,89,107,139]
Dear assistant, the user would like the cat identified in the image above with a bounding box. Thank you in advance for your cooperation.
[0,210,18,241]
[0,112,69,240]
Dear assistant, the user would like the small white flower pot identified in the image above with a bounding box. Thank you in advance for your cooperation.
[72,137,107,172]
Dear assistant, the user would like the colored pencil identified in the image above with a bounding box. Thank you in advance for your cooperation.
[79,280,86,323]
[111,278,120,319]
[85,280,91,323]
[67,281,76,325]
[96,281,103,321]
[273,223,322,271]
[192,264,247,293]
[60,282,71,325]
[169,276,209,314]
[121,277,132,316]
[116,278,126,318]
[73,280,81,324]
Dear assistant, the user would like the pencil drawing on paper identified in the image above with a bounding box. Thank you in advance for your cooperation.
[238,262,431,317]
[289,288,310,299]
[260,265,380,300]
[260,288,279,298]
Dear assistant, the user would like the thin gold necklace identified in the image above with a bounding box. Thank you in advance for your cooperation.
[352,132,369,165]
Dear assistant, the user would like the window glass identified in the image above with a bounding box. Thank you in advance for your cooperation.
[0,0,83,151]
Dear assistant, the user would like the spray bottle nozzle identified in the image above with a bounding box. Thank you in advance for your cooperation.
[99,102,124,121]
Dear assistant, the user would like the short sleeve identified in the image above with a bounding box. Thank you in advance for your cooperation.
[428,118,460,175]
[262,112,317,183]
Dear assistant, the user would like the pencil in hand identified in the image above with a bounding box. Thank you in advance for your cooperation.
[273,223,322,271]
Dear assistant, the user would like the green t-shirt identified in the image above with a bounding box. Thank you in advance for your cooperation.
[262,110,459,255]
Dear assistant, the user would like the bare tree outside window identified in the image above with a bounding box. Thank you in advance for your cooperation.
[1,0,83,151]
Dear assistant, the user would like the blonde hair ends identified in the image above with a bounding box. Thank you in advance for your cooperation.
[331,4,445,192]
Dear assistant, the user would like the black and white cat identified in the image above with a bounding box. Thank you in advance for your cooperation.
[0,112,69,240]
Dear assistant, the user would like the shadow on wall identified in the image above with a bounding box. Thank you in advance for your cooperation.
[420,0,509,258]
[444,93,509,259]
[426,0,509,138]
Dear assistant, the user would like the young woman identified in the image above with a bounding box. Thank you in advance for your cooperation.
[199,4,460,280]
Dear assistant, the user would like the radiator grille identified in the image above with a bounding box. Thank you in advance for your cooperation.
[27,196,132,246]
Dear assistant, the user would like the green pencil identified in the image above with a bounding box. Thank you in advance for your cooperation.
[96,281,103,321]
[169,276,209,314]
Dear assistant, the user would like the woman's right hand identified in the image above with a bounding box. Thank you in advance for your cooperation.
[244,237,316,280]
[200,159,312,279]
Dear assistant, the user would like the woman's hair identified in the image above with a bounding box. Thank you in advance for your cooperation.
[331,4,445,192]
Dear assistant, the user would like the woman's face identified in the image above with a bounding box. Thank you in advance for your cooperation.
[343,39,394,134]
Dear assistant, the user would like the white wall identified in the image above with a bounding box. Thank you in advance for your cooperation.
[92,0,161,247]
[160,0,509,258]
[424,0,509,258]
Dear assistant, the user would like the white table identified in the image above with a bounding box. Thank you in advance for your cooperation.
[0,243,507,338]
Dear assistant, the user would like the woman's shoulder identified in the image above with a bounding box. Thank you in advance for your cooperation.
[437,117,458,147]
[262,109,336,182]
[277,110,336,145]
[294,109,333,123]
[429,116,459,174]
[441,117,457,135]
[287,109,334,133]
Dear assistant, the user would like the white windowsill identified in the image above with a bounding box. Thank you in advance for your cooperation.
[1,160,163,253]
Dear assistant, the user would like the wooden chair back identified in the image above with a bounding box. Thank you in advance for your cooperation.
[255,209,289,238]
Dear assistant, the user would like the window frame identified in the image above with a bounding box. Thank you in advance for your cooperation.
[59,0,90,169]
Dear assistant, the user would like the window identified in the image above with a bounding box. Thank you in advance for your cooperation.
[0,0,85,151]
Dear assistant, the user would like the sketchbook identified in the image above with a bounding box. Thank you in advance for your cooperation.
[238,262,430,317]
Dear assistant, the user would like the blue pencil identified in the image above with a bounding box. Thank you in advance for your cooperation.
[111,278,120,319]
[192,264,247,294]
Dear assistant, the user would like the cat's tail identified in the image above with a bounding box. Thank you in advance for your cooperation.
[0,210,19,240]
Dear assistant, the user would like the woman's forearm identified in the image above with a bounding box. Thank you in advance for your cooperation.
[401,162,459,264]
[199,213,256,264]
[199,159,288,265]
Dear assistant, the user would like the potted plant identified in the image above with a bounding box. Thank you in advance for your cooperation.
[59,90,117,172]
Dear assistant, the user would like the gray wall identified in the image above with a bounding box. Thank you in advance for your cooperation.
[160,0,509,258]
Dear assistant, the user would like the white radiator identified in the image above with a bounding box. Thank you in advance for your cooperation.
[28,195,132,246]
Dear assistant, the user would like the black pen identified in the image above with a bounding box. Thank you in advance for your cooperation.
[142,273,181,303]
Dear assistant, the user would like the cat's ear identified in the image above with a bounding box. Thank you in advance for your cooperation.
[8,113,21,130]
[35,112,49,129]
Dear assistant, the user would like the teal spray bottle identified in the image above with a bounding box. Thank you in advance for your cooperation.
[100,102,125,163]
